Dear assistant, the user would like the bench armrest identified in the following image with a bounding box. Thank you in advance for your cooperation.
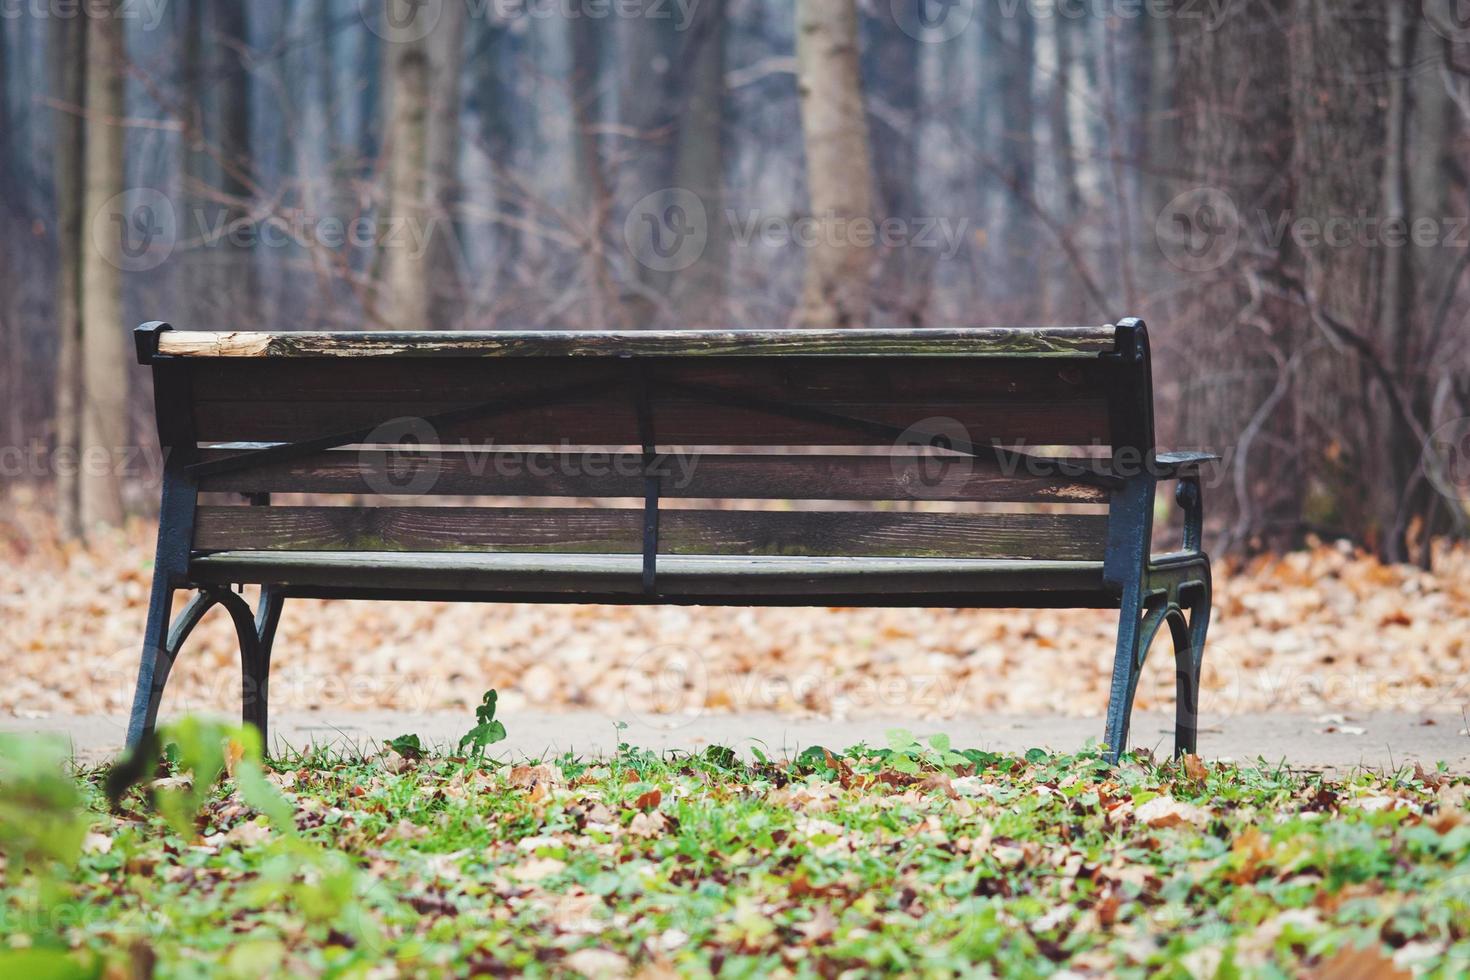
[1153,452,1214,555]
[1153,451,1219,480]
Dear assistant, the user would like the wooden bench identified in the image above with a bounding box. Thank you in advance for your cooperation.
[127,319,1214,761]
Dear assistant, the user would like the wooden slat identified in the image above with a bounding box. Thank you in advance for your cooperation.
[188,357,1107,404]
[193,507,1110,561]
[191,398,1110,446]
[190,551,1110,600]
[198,450,1110,503]
[185,355,1113,446]
[159,326,1118,359]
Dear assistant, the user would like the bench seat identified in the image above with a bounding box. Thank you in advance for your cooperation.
[190,551,1114,606]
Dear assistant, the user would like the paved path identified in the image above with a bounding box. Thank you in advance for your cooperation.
[4,711,1468,771]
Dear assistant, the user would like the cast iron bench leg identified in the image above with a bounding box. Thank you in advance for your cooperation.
[1104,590,1150,763]
[126,585,219,749]
[1170,571,1212,758]
[210,589,277,752]
[248,587,286,748]
[1106,559,1213,763]
[125,584,284,754]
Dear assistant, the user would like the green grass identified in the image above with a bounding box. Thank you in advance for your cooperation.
[2,722,1469,978]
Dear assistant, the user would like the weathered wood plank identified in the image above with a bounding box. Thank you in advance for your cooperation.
[158,326,1118,359]
[190,550,1110,599]
[190,398,1110,447]
[188,357,1107,404]
[186,355,1113,446]
[192,507,1110,561]
[198,450,1110,503]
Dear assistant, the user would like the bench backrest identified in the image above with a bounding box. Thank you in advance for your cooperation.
[137,321,1156,583]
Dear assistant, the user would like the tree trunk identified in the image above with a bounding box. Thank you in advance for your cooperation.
[865,5,928,327]
[568,13,617,329]
[425,0,466,328]
[995,4,1036,317]
[1287,0,1391,554]
[617,11,680,195]
[616,10,682,327]
[215,0,256,327]
[1173,0,1298,552]
[1379,3,1423,559]
[472,20,521,295]
[179,1,256,331]
[669,0,729,326]
[1042,12,1082,321]
[79,10,128,530]
[792,0,873,329]
[51,12,86,538]
[381,13,432,330]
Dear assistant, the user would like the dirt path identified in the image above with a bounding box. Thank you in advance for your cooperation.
[8,710,1468,771]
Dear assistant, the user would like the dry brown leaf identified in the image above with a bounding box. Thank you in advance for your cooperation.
[563,947,630,978]
[1309,946,1411,980]
[794,904,839,942]
[378,818,426,843]
[788,874,844,900]
[507,764,562,788]
[628,811,668,838]
[1429,809,1465,833]
[1135,796,1211,829]
[507,857,566,882]
[224,819,272,847]
[1228,827,1271,885]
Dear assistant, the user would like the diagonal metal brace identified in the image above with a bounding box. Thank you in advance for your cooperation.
[657,378,1123,491]
[187,376,621,480]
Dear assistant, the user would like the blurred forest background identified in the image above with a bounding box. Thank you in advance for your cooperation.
[1,0,1469,565]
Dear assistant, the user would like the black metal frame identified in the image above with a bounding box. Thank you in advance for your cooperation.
[127,318,1214,763]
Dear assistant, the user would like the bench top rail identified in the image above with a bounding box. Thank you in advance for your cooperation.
[143,326,1119,361]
